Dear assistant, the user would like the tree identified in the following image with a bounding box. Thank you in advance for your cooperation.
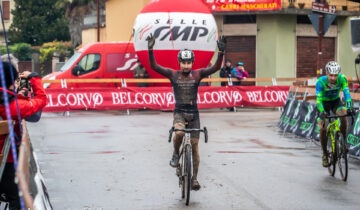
[55,0,104,48]
[8,0,71,46]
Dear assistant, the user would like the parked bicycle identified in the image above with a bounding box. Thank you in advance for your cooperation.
[168,126,208,206]
[325,113,354,181]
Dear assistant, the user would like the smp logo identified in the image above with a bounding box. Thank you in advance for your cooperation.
[153,26,216,42]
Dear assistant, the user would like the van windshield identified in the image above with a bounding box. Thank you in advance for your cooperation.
[60,52,82,72]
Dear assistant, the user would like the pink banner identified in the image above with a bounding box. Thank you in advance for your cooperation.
[203,0,282,11]
[43,86,290,112]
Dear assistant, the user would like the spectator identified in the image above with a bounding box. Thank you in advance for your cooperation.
[220,59,232,86]
[0,59,47,209]
[231,62,249,86]
[134,59,149,87]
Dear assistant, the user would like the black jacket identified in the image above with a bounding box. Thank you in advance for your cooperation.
[220,66,232,78]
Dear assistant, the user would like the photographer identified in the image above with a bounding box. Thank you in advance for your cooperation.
[16,77,43,122]
[0,61,47,209]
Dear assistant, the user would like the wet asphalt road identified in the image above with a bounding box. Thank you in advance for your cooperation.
[27,109,360,210]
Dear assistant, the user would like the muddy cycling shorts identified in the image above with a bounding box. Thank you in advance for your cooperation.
[173,111,200,139]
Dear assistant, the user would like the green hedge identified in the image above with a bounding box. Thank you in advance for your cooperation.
[0,43,33,61]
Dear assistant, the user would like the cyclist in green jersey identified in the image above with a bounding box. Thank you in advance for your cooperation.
[316,61,354,167]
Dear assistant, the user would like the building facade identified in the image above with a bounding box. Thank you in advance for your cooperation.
[0,0,14,44]
[82,0,360,83]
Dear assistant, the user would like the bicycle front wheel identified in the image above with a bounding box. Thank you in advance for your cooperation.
[327,136,336,176]
[184,144,192,206]
[336,132,348,181]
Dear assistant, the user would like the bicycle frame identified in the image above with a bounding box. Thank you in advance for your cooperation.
[168,127,208,204]
[178,132,192,180]
[327,118,341,152]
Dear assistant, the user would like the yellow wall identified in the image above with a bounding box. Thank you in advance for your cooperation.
[82,0,150,44]
[105,0,151,41]
[82,28,107,46]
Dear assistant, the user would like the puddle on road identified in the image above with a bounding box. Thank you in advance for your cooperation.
[46,151,122,155]
[217,151,261,154]
[216,150,295,156]
[93,151,122,154]
[71,130,109,134]
[249,138,306,151]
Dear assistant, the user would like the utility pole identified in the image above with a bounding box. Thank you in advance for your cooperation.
[97,0,100,42]
[317,0,325,77]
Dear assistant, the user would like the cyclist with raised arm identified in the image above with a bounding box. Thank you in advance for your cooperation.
[316,61,354,167]
[146,34,225,190]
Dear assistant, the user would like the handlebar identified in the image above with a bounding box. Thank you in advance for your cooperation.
[325,114,353,119]
[325,112,356,124]
[168,127,208,143]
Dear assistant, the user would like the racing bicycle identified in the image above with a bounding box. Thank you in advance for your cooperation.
[325,113,353,181]
[168,126,208,206]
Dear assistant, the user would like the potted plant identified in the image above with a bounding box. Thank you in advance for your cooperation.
[298,3,305,9]
[288,0,296,8]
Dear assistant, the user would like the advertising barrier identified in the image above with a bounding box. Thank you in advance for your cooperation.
[278,98,360,156]
[43,86,290,112]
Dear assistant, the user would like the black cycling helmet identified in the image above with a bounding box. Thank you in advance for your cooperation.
[178,49,194,62]
[0,61,18,88]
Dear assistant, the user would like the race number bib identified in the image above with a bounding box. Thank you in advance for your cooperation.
[0,201,9,210]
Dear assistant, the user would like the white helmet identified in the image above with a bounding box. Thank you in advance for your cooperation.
[325,61,341,74]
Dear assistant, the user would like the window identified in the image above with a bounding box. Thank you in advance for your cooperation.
[297,15,337,25]
[297,15,312,24]
[60,52,82,72]
[77,54,101,75]
[224,15,256,24]
[2,1,10,20]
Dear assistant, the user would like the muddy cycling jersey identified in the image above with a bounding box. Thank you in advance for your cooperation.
[148,50,223,112]
[316,74,352,113]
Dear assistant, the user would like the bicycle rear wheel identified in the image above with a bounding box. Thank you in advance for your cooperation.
[327,136,336,176]
[336,132,348,181]
[184,144,192,206]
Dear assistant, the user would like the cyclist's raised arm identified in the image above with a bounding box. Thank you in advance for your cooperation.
[147,34,174,79]
[340,74,352,109]
[316,79,325,113]
[199,37,226,79]
[199,51,224,78]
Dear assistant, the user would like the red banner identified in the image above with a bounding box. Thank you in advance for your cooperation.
[43,86,290,112]
[203,0,282,11]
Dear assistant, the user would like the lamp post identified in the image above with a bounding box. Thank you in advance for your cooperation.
[97,0,100,42]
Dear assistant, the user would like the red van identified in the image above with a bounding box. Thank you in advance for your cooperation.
[43,42,156,88]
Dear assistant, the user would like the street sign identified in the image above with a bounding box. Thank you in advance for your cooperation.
[312,2,336,14]
[308,12,336,35]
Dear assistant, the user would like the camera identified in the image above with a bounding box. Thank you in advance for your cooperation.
[19,78,30,90]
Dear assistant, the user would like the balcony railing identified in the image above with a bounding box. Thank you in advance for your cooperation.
[281,0,360,12]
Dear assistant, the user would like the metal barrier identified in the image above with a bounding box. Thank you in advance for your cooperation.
[0,121,10,182]
[16,121,52,209]
[42,77,315,84]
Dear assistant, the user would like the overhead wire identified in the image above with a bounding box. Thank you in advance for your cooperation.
[0,4,26,210]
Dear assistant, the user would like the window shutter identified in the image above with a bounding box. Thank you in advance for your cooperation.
[2,1,10,20]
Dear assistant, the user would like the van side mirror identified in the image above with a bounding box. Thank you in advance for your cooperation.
[72,65,81,76]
